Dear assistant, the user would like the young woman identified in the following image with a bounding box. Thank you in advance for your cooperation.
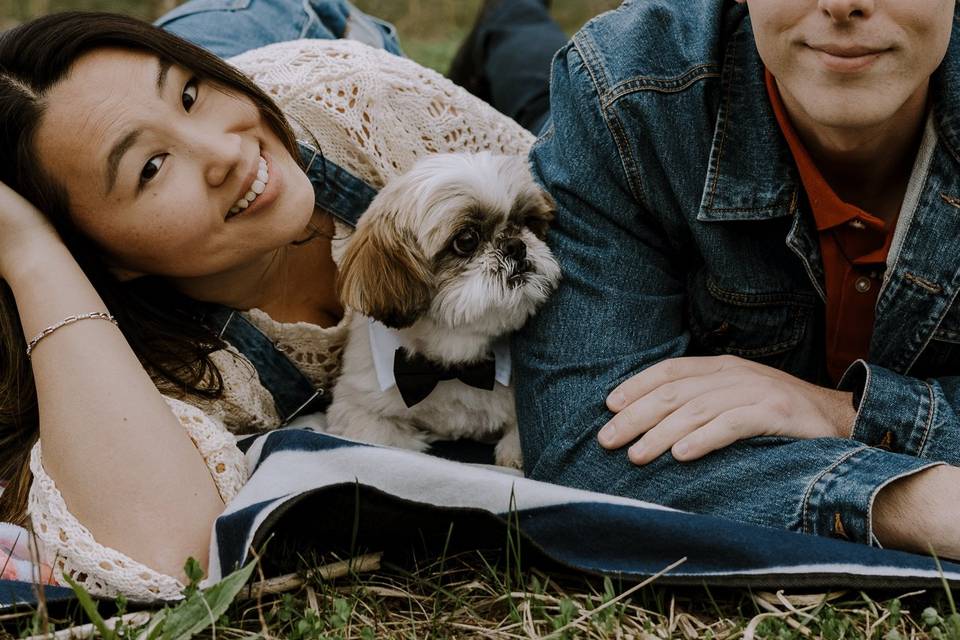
[0,3,539,599]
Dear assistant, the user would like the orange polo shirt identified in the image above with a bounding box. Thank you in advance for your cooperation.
[765,71,895,383]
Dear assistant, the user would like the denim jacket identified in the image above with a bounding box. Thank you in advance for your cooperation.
[514,0,960,532]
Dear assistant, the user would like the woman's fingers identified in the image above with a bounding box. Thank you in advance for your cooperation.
[599,370,744,449]
[625,387,751,464]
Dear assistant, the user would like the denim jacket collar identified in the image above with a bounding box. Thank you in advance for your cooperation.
[696,21,799,223]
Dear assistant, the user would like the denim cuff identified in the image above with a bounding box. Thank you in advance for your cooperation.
[802,442,940,544]
[838,359,936,457]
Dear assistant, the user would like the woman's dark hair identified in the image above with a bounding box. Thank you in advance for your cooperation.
[0,12,303,523]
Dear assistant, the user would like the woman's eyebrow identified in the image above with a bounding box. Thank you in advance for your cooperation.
[103,59,173,195]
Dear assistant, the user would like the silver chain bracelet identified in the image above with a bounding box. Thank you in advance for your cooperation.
[26,312,118,358]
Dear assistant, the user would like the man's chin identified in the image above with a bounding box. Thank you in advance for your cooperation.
[791,87,922,135]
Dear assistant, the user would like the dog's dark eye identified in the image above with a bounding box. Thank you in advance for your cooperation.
[525,216,550,240]
[452,229,481,256]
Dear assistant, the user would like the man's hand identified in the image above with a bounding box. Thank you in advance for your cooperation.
[598,355,857,465]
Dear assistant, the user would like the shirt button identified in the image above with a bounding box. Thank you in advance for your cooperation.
[848,219,867,230]
[855,277,872,293]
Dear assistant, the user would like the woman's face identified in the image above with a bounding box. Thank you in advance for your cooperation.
[34,48,315,280]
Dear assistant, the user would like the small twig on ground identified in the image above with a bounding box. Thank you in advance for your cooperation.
[247,552,382,597]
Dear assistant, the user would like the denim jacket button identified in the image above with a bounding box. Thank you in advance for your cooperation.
[830,512,850,540]
[877,430,895,451]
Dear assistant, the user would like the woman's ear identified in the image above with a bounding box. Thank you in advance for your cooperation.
[337,214,433,329]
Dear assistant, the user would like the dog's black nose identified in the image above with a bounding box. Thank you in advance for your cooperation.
[501,237,526,261]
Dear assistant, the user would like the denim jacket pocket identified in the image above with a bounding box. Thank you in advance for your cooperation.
[687,275,814,364]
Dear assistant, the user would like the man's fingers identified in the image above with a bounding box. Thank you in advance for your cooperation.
[599,370,744,449]
[670,406,763,462]
[606,355,738,411]
[625,387,748,464]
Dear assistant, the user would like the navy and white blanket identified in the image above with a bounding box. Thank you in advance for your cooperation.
[211,427,960,589]
[5,426,960,609]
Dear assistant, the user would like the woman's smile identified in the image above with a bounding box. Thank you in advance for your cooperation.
[226,150,283,221]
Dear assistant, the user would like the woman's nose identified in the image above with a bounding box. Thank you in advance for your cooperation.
[818,0,875,22]
[195,132,244,187]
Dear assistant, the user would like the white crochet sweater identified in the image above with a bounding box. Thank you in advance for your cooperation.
[27,39,534,601]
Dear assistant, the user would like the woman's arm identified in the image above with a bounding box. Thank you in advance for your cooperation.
[0,182,224,582]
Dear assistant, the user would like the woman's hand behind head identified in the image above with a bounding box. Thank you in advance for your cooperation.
[0,181,63,281]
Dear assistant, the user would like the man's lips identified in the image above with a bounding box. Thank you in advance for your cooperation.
[807,42,889,72]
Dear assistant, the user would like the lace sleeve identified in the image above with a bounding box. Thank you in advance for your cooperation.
[228,39,537,189]
[27,397,246,601]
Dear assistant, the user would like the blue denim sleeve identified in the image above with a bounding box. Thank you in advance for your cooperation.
[156,0,403,59]
[840,361,960,465]
[513,41,689,479]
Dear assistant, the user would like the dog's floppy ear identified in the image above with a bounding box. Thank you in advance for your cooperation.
[337,215,433,329]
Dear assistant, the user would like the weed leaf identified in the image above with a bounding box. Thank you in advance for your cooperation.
[62,573,115,640]
[160,560,256,640]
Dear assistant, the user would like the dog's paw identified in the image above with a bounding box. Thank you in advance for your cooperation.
[494,428,524,469]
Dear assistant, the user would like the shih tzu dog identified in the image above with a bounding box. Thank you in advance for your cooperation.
[326,152,561,468]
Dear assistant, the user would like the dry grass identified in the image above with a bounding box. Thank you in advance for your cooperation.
[5,547,960,639]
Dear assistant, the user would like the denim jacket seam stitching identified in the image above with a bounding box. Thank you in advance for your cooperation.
[849,360,873,443]
[704,35,740,211]
[800,445,870,535]
[571,37,648,207]
[913,379,936,457]
[600,65,722,109]
[700,202,793,215]
[604,106,648,206]
[572,31,611,96]
[705,276,818,307]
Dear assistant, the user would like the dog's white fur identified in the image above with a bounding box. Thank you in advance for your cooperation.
[327,152,561,467]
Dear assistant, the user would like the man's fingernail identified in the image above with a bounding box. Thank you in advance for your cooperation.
[629,444,647,463]
[673,442,689,458]
[608,392,625,410]
[599,424,617,445]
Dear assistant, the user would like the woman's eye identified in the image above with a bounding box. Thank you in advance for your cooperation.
[139,155,166,186]
[182,78,199,111]
[452,229,481,256]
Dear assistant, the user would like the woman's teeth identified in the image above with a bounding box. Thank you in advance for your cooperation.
[229,156,269,216]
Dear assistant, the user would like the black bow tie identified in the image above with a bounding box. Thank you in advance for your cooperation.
[393,347,496,408]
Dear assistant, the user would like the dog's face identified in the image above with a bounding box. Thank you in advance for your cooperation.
[338,153,561,334]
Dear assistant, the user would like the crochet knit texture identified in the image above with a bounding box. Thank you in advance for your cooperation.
[26,38,534,600]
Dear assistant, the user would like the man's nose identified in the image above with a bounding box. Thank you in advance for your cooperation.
[818,0,875,22]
